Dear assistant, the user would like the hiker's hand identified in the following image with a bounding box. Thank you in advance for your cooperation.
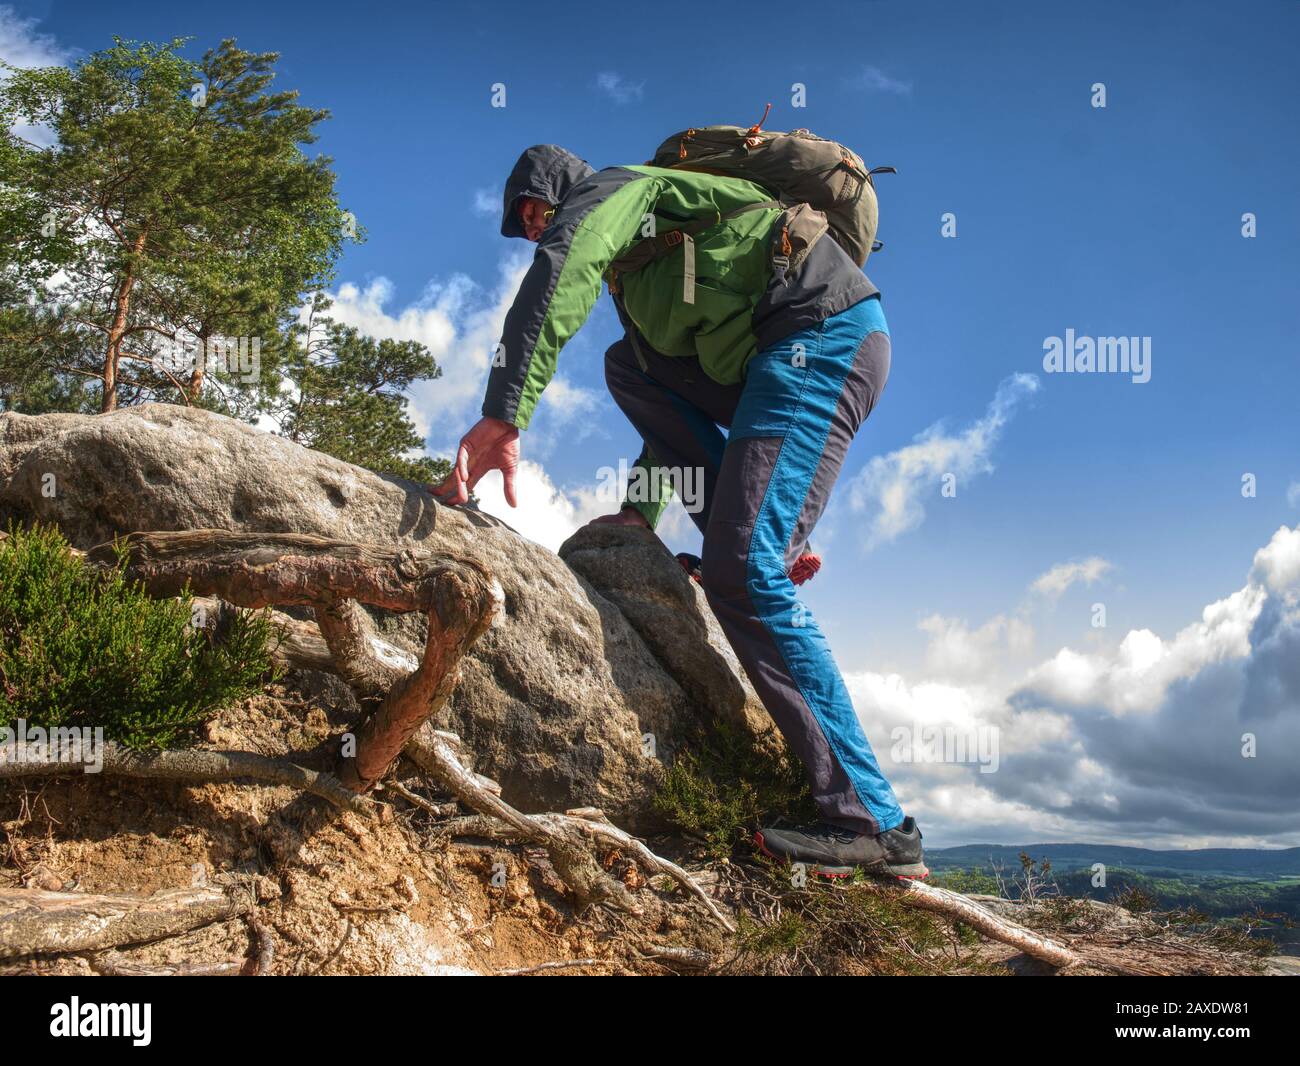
[431,416,520,507]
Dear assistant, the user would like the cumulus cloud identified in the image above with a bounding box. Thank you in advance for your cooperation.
[918,612,1034,681]
[0,7,69,68]
[1030,556,1113,600]
[317,253,531,448]
[847,373,1039,547]
[470,459,610,552]
[1024,582,1264,716]
[1251,523,1300,599]
[539,375,601,422]
[848,524,1300,847]
[594,71,644,105]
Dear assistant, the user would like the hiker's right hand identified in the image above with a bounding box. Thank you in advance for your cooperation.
[431,416,520,507]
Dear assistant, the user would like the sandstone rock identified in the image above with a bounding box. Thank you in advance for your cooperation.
[0,404,774,827]
[560,523,777,749]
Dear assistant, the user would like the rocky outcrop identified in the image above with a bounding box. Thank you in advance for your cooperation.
[0,405,775,828]
[559,524,776,748]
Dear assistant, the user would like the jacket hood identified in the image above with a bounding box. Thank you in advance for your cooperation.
[500,145,595,238]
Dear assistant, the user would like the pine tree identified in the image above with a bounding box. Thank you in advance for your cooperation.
[0,37,345,412]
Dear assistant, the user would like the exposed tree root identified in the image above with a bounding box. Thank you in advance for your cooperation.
[84,530,734,933]
[405,725,736,931]
[247,916,275,976]
[0,885,254,960]
[496,958,608,975]
[890,878,1082,969]
[92,529,504,793]
[0,745,382,820]
[89,954,245,976]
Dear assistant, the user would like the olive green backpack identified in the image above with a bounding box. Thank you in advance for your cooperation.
[609,107,893,296]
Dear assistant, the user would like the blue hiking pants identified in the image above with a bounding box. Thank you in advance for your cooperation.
[604,295,904,835]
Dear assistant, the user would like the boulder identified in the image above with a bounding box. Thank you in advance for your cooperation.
[559,523,776,748]
[0,404,775,827]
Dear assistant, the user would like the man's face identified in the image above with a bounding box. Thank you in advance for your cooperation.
[518,197,553,242]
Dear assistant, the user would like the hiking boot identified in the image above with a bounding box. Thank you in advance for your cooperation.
[754,817,928,880]
[675,552,703,583]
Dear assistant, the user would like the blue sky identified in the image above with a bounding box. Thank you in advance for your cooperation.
[6,0,1298,848]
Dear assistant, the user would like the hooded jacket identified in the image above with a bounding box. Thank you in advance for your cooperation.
[484,144,877,429]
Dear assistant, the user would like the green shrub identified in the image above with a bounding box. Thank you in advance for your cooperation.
[654,721,815,859]
[728,862,1002,975]
[0,524,275,751]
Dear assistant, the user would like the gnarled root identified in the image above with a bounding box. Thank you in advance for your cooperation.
[0,884,255,960]
[79,530,731,931]
[404,726,735,931]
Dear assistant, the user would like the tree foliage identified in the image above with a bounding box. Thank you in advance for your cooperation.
[0,36,446,482]
[269,295,451,483]
[1,37,345,411]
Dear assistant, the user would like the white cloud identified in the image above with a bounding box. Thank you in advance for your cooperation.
[847,373,1039,547]
[1026,583,1264,716]
[323,276,457,352]
[526,375,607,461]
[472,188,499,218]
[472,458,609,552]
[1030,556,1113,600]
[594,71,644,105]
[1287,480,1300,510]
[539,375,601,421]
[317,253,531,448]
[0,7,69,68]
[844,65,913,96]
[1251,523,1300,599]
[848,523,1300,847]
[918,612,1034,681]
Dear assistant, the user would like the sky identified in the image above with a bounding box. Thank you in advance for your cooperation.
[4,0,1298,849]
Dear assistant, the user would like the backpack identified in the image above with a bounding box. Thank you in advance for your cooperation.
[647,107,893,267]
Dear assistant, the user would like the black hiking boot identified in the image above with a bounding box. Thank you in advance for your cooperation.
[754,817,928,880]
[675,552,703,583]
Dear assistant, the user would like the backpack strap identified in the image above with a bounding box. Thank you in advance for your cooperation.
[770,202,831,282]
[607,200,782,304]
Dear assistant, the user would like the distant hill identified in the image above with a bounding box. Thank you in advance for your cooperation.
[928,844,1300,879]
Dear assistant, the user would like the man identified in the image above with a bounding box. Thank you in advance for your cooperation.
[434,144,926,879]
